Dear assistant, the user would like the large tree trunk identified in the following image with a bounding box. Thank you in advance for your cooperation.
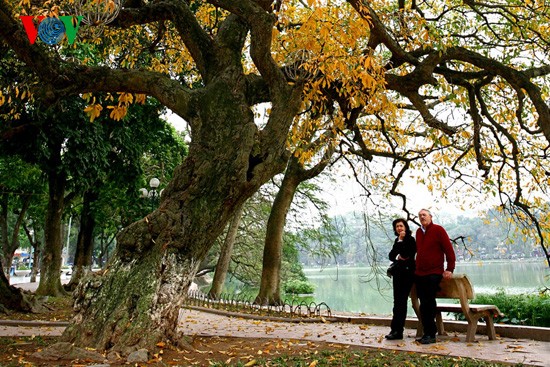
[0,193,8,274]
[36,160,67,297]
[0,263,37,313]
[22,220,41,283]
[62,70,302,353]
[30,244,40,283]
[208,202,244,299]
[255,163,300,305]
[97,229,116,268]
[0,193,31,279]
[255,151,333,305]
[65,190,97,291]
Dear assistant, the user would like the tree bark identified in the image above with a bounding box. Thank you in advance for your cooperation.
[0,263,38,313]
[65,190,97,291]
[36,147,68,297]
[208,202,245,299]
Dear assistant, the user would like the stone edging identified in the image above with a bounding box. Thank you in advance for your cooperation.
[0,319,70,327]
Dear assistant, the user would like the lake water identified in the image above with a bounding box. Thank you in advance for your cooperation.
[304,260,549,316]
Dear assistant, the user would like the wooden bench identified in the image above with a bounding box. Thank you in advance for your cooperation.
[410,274,503,342]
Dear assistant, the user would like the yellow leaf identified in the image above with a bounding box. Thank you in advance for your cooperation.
[118,92,134,104]
[309,361,318,367]
[135,93,146,104]
[108,105,128,121]
[422,29,429,41]
[244,360,257,366]
[83,104,103,122]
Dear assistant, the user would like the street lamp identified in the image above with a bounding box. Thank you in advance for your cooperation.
[140,177,162,211]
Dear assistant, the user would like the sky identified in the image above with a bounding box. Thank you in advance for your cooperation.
[317,165,498,221]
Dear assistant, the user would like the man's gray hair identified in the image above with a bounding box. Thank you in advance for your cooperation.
[419,208,432,216]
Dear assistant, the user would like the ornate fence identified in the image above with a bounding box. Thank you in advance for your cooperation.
[186,290,332,320]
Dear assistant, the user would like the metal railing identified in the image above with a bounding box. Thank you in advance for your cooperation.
[186,290,332,320]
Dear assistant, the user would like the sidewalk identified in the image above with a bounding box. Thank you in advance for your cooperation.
[178,308,550,367]
[3,282,550,366]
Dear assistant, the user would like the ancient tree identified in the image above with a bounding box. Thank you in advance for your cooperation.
[2,0,303,351]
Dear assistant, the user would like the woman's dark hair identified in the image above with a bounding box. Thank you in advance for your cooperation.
[392,218,412,237]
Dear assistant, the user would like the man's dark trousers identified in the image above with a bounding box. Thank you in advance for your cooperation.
[415,274,443,337]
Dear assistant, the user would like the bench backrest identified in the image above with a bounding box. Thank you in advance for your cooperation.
[437,274,475,300]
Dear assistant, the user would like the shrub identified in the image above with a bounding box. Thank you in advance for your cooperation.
[454,289,550,327]
[283,279,315,295]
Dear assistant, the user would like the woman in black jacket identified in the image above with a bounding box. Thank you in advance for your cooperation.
[385,218,417,340]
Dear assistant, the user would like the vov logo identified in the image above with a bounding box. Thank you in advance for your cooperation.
[20,16,84,45]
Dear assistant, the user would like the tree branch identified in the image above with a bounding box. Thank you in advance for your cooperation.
[111,0,213,78]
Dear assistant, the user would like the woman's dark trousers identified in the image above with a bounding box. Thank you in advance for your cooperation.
[391,272,414,334]
[414,274,443,337]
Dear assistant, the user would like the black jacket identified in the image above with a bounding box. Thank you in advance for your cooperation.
[388,234,416,273]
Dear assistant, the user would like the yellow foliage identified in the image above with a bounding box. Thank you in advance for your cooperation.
[107,105,127,121]
[83,104,103,122]
[135,94,146,104]
[117,92,133,105]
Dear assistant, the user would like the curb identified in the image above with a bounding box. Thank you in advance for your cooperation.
[0,320,70,327]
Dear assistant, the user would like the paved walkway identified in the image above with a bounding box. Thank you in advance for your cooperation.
[3,281,550,366]
[178,308,550,367]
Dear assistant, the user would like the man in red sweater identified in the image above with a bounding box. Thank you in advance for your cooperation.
[414,209,456,344]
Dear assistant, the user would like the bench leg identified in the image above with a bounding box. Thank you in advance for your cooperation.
[436,312,447,336]
[484,313,497,340]
[466,321,478,342]
[416,320,423,338]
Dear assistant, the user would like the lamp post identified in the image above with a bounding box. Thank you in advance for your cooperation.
[139,177,162,211]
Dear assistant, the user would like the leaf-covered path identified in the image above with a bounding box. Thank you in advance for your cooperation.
[178,308,550,367]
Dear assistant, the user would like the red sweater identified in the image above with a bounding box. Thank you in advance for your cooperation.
[415,222,456,276]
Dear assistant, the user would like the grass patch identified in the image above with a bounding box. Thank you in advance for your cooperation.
[209,348,522,366]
